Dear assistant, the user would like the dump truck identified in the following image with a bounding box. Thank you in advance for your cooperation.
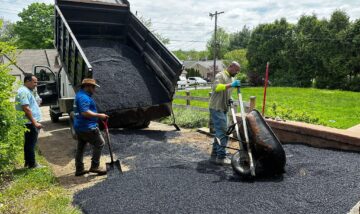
[50,0,183,132]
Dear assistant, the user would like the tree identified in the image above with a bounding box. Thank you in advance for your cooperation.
[206,27,230,59]
[247,18,293,86]
[321,10,350,89]
[223,49,249,74]
[138,16,170,45]
[172,49,209,61]
[287,14,327,87]
[229,25,251,50]
[13,3,54,49]
[342,18,360,91]
[0,19,16,44]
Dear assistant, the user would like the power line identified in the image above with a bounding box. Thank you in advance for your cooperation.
[152,21,213,27]
[0,7,21,13]
[169,39,207,43]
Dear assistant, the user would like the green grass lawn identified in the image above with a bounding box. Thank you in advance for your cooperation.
[0,153,80,214]
[174,87,360,129]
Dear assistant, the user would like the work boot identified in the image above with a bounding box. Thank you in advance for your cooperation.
[75,169,88,176]
[215,157,231,166]
[89,166,107,176]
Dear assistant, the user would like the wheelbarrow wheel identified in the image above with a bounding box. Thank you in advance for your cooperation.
[231,150,252,178]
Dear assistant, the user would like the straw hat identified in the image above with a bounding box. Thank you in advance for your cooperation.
[81,78,100,87]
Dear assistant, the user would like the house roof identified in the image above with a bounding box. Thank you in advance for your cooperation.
[2,49,59,74]
[182,60,197,69]
[185,60,226,71]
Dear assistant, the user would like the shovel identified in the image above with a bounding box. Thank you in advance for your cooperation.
[101,119,122,175]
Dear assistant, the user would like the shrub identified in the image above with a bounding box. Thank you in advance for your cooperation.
[268,102,321,125]
[0,40,26,180]
[158,108,209,129]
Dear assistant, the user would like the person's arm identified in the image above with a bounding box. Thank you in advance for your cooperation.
[78,96,108,120]
[81,111,108,120]
[22,105,42,129]
[213,75,240,92]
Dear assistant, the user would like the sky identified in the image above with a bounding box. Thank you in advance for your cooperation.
[1,0,360,51]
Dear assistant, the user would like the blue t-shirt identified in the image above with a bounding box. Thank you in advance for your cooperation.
[15,86,42,123]
[74,90,98,132]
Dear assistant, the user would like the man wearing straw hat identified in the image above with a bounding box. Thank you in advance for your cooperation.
[74,78,109,176]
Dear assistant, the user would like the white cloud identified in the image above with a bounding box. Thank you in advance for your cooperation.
[1,0,360,50]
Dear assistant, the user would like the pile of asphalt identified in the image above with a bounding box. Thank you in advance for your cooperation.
[75,130,360,214]
[79,39,170,112]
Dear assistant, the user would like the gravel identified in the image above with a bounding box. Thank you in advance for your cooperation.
[79,39,170,112]
[74,129,360,214]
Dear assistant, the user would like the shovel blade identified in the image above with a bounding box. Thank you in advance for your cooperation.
[106,160,122,176]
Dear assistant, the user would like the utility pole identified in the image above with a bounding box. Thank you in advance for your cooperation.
[209,11,224,81]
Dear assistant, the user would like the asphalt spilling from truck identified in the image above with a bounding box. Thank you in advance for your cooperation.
[74,129,360,214]
[79,39,170,112]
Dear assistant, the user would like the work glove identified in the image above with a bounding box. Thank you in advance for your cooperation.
[230,80,241,87]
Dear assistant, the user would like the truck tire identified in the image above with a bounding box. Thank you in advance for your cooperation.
[69,112,78,140]
[50,111,60,123]
[231,150,252,178]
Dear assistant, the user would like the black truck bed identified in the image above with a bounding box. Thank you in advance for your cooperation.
[54,0,182,128]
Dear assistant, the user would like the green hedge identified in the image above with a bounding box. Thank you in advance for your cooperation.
[0,41,26,180]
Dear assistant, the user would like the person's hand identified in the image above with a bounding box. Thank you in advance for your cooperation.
[34,122,43,129]
[97,113,109,120]
[230,80,241,87]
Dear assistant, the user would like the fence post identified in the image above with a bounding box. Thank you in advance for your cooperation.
[250,96,256,111]
[208,92,215,134]
[186,90,191,106]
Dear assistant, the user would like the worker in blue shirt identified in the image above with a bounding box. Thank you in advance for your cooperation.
[74,78,109,176]
[15,74,44,169]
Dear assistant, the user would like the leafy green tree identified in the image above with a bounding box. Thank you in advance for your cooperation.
[206,27,230,59]
[13,3,54,49]
[229,25,251,50]
[138,16,170,45]
[223,49,249,75]
[173,49,188,60]
[185,68,201,78]
[323,10,350,89]
[172,49,209,61]
[342,18,360,91]
[247,18,293,86]
[0,19,17,44]
[0,24,26,176]
[287,14,327,87]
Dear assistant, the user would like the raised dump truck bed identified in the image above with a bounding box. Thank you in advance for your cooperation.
[54,0,182,128]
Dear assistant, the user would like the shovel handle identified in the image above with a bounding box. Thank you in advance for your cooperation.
[101,118,115,163]
[101,118,109,130]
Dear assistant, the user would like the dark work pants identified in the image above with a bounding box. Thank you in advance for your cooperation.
[75,128,105,171]
[24,124,39,167]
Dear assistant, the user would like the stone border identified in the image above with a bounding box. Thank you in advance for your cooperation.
[264,119,360,152]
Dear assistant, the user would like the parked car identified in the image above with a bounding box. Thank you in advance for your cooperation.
[177,76,189,89]
[188,77,207,86]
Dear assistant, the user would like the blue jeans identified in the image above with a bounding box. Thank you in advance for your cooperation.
[210,109,228,158]
[24,124,39,167]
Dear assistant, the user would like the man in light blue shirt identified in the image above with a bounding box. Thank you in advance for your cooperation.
[15,73,43,169]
